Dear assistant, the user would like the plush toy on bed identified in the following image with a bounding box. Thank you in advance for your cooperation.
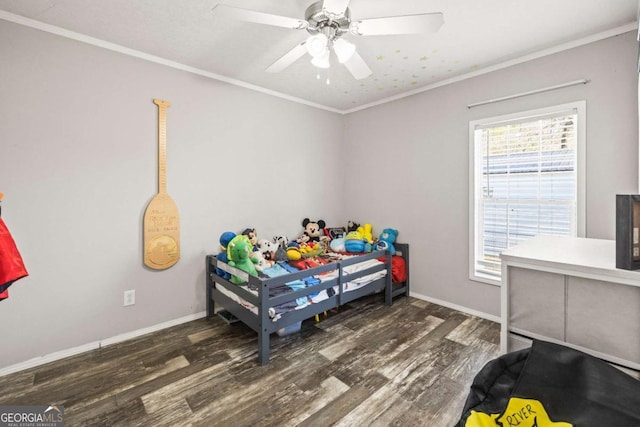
[373,228,398,255]
[347,220,360,232]
[273,235,289,248]
[216,231,236,280]
[344,230,372,253]
[297,218,326,244]
[253,253,271,272]
[227,235,259,284]
[286,241,302,261]
[257,239,279,261]
[330,237,346,252]
[272,236,289,262]
[241,227,259,251]
[357,223,374,245]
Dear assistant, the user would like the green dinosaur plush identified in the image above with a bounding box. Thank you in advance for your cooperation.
[227,235,259,284]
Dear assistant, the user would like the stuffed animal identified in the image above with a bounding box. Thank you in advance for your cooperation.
[374,228,399,255]
[347,220,360,232]
[227,235,259,284]
[253,252,271,272]
[286,241,302,261]
[241,228,258,251]
[273,236,289,262]
[257,238,279,261]
[216,231,236,280]
[330,237,346,252]
[357,223,374,244]
[297,218,326,244]
[273,235,289,248]
[344,230,371,253]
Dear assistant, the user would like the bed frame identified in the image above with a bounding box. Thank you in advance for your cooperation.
[205,243,410,364]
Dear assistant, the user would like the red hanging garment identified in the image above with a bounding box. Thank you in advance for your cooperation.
[0,217,28,301]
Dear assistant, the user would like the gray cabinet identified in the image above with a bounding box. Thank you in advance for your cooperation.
[501,236,640,371]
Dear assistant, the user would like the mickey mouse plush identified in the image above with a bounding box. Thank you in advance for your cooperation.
[347,220,360,232]
[297,218,326,244]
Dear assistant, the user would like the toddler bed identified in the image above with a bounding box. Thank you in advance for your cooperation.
[205,243,409,364]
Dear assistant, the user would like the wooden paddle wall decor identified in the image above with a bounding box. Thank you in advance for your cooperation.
[143,99,180,270]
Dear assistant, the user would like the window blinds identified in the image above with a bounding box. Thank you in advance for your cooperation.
[474,108,578,279]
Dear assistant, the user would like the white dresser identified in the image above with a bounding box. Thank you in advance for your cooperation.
[500,236,640,371]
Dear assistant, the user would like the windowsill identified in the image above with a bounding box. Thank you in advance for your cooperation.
[470,273,501,287]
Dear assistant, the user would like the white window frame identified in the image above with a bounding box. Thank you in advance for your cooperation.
[469,101,586,286]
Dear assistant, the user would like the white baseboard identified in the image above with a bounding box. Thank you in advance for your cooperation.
[1,295,498,377]
[0,311,207,377]
[410,292,501,323]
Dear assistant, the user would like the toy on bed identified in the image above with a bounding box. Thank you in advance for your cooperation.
[300,241,323,258]
[241,227,258,251]
[324,226,346,240]
[330,237,346,252]
[357,223,374,245]
[285,242,302,261]
[257,238,278,261]
[297,218,326,244]
[215,231,236,280]
[254,253,273,272]
[285,241,324,260]
[373,228,398,255]
[273,235,289,248]
[344,229,372,253]
[272,236,289,262]
[347,220,360,232]
[227,235,259,284]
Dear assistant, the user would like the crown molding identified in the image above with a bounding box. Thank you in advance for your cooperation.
[1,10,636,115]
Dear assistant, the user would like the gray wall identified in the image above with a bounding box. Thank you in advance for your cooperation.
[0,20,345,370]
[343,31,639,317]
[1,18,637,371]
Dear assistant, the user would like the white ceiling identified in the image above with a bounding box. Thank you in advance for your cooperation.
[1,0,637,113]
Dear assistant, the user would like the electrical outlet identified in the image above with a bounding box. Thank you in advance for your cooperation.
[124,289,135,307]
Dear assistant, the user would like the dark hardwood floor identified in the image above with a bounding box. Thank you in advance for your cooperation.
[0,295,500,426]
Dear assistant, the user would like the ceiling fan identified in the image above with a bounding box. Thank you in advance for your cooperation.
[212,0,444,81]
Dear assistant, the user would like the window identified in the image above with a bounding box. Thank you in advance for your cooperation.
[469,102,586,285]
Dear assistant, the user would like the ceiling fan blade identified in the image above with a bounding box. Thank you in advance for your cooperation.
[266,42,308,73]
[350,13,444,36]
[343,51,372,80]
[212,4,308,30]
[322,0,351,16]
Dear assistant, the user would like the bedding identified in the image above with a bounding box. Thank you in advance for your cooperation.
[457,339,640,427]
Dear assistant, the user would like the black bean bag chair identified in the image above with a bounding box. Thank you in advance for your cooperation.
[456,340,640,427]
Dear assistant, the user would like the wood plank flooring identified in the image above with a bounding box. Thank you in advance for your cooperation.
[0,295,500,426]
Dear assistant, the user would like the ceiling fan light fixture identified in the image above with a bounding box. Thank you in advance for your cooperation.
[305,34,329,57]
[217,1,444,81]
[311,50,330,69]
[333,38,356,63]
